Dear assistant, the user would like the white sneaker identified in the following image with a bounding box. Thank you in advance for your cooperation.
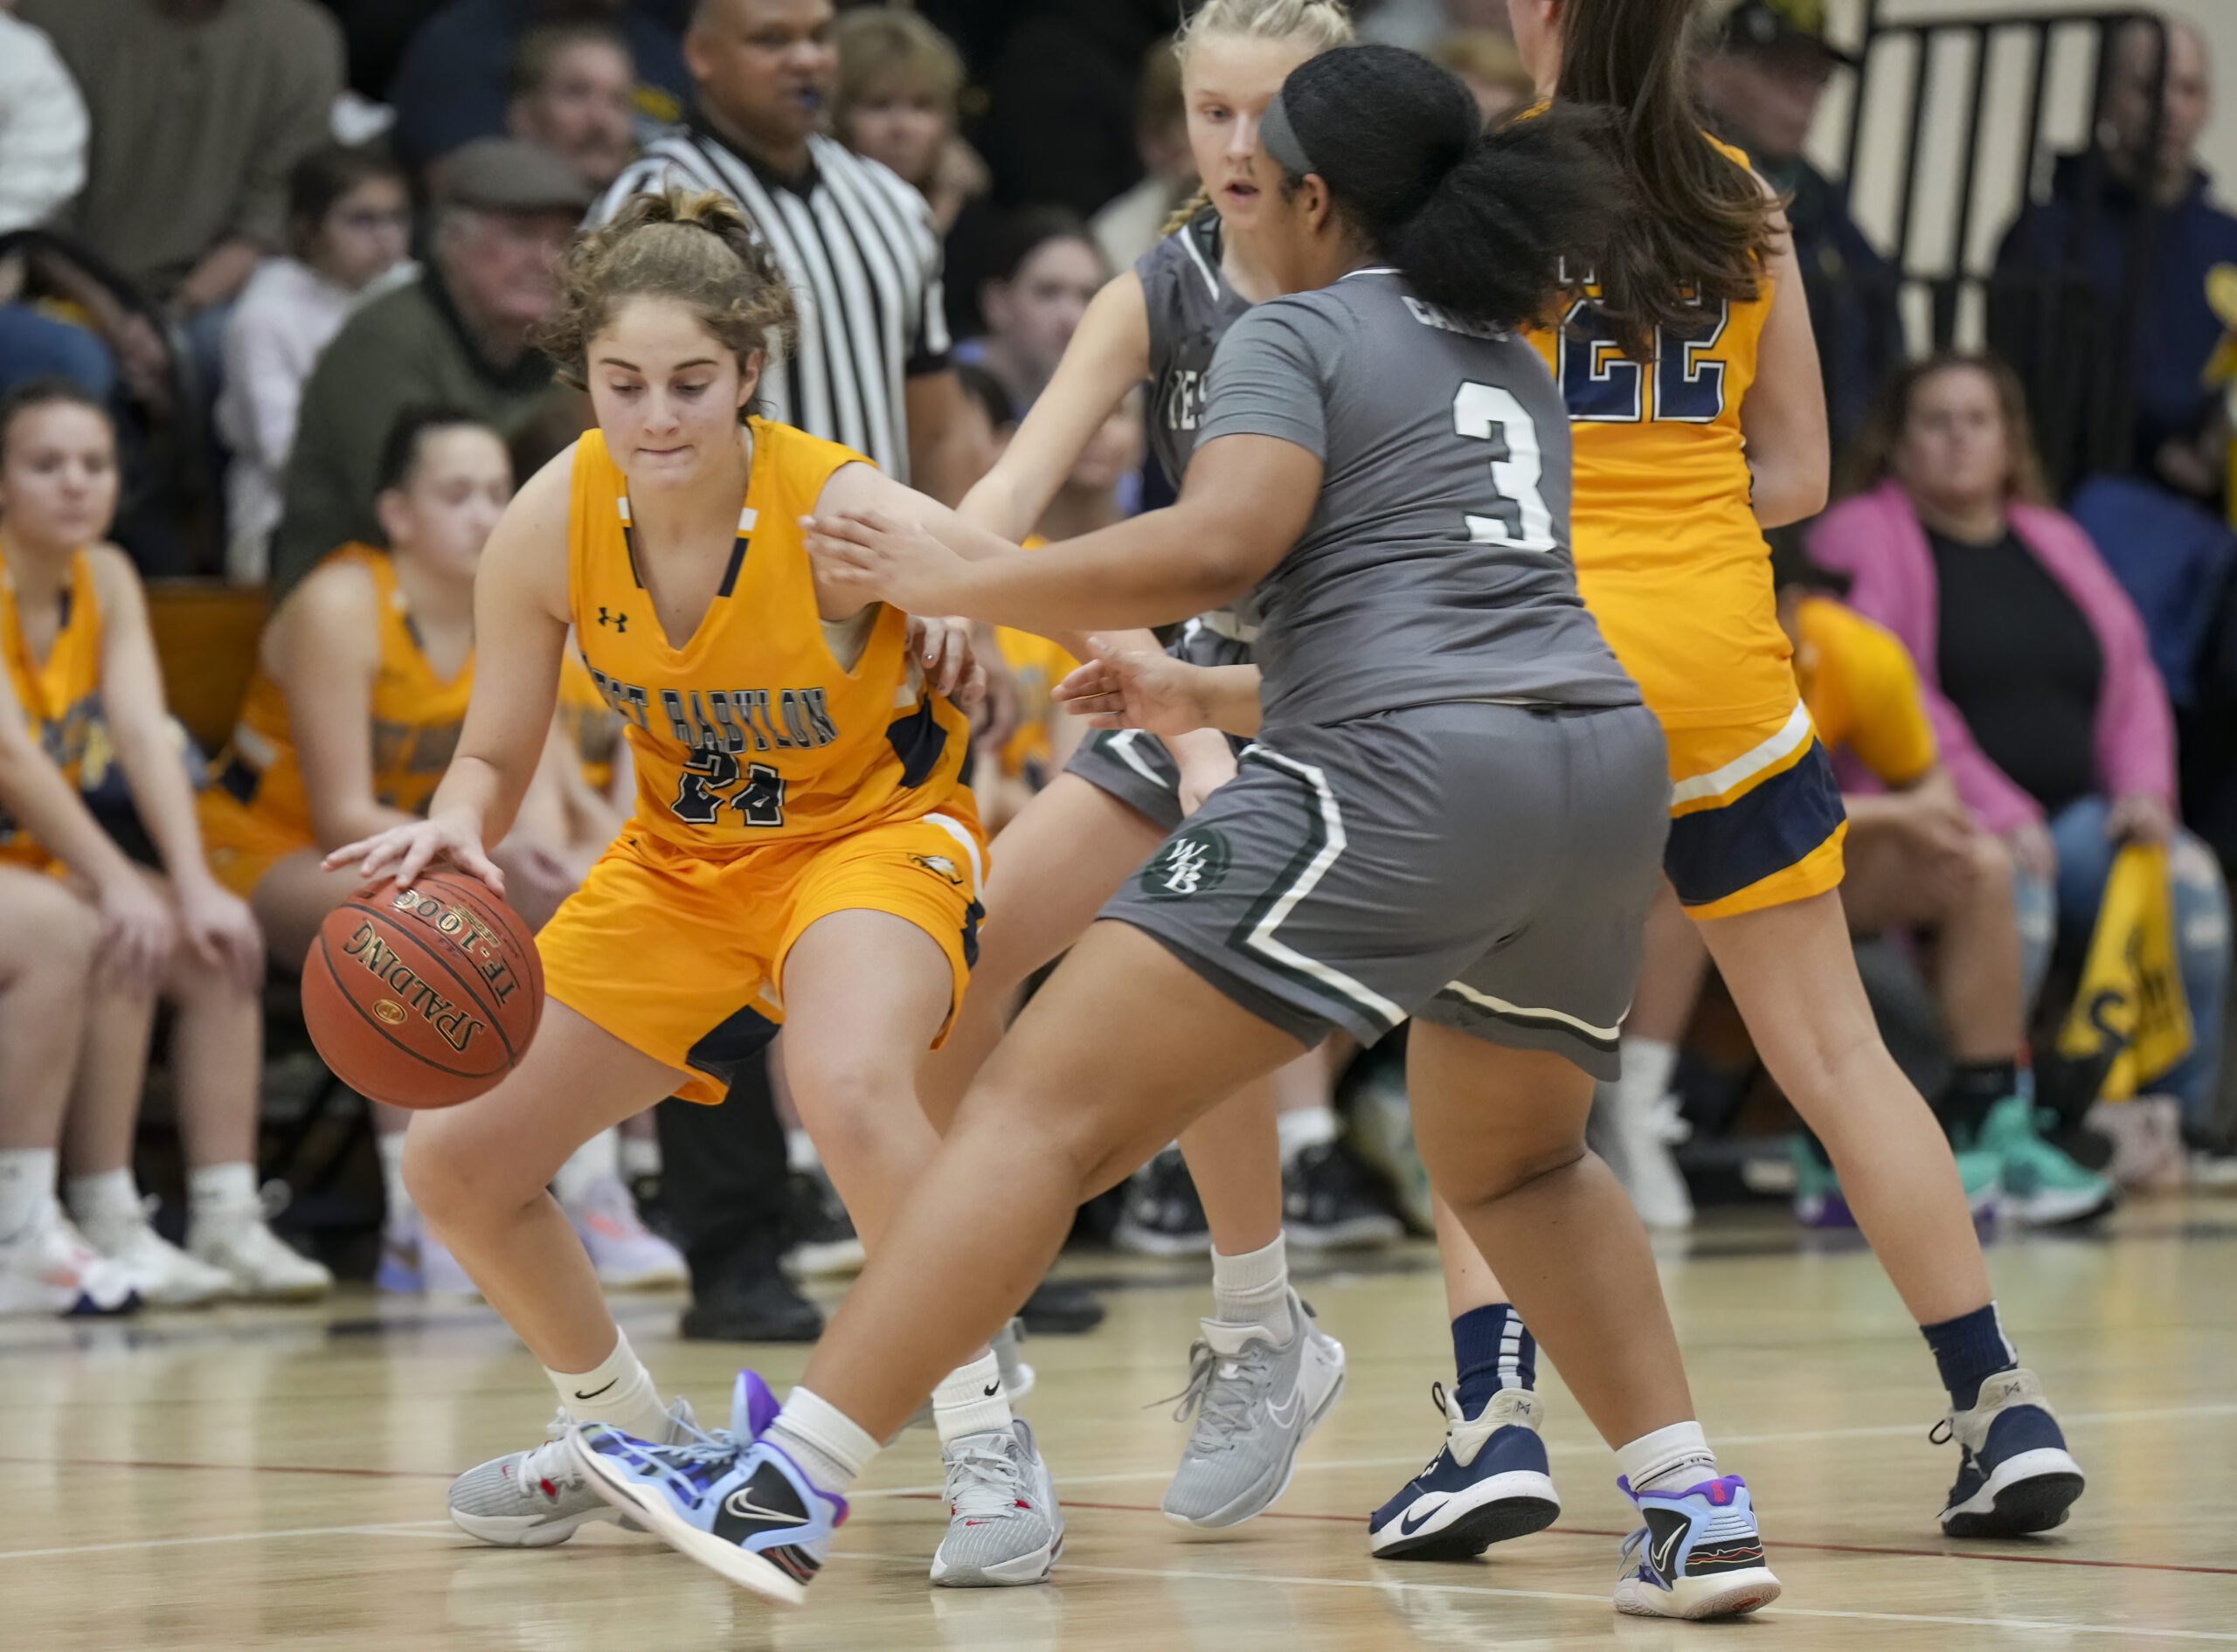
[1599,1085,1693,1229]
[81,1210,233,1307]
[566,1174,686,1289]
[930,1419,1063,1586]
[190,1210,333,1301]
[2087,1096,2188,1192]
[0,1203,139,1317]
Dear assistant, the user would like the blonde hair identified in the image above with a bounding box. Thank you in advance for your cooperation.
[539,188,797,421]
[832,7,966,135]
[1161,0,1356,235]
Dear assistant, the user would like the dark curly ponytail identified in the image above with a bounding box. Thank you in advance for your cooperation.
[1267,45,1620,335]
[536,187,798,419]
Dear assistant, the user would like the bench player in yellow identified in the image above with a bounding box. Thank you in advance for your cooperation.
[329,189,1067,1586]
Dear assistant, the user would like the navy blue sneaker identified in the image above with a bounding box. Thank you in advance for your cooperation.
[1934,1367,2085,1537]
[569,1389,847,1607]
[1368,1383,1560,1559]
[1613,1472,1780,1620]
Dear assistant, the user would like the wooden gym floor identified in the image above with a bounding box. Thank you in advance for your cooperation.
[3,1199,2232,1650]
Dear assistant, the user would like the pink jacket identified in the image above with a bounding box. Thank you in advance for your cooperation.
[1807,480,2175,833]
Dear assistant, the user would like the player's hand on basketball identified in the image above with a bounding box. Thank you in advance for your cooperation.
[906,613,987,707]
[327,809,508,899]
[802,508,966,616]
[93,872,176,996]
[1053,637,1210,738]
[177,875,266,995]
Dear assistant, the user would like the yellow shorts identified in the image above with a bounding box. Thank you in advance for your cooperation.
[197,788,315,898]
[1662,700,1847,920]
[537,801,987,1105]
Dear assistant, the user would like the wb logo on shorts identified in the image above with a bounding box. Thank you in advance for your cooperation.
[1142,830,1230,900]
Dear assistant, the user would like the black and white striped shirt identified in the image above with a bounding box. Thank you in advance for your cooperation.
[594,121,950,481]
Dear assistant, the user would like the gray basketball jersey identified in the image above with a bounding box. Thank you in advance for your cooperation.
[1195,270,1639,729]
[1137,206,1250,490]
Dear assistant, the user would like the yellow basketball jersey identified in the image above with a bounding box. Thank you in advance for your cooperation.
[556,649,624,794]
[0,544,103,867]
[566,419,969,847]
[204,545,474,846]
[994,537,1080,779]
[1528,135,1796,729]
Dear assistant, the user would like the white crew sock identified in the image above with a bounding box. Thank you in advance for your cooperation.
[376,1130,412,1222]
[1613,1038,1679,1118]
[786,1130,820,1174]
[66,1168,143,1236]
[1616,1420,1718,1496]
[1275,1105,1340,1166]
[768,1386,879,1493]
[0,1149,58,1239]
[187,1162,260,1223]
[544,1330,671,1441]
[553,1130,620,1209]
[932,1350,1013,1444]
[1211,1234,1292,1340]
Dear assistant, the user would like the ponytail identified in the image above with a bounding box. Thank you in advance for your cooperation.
[1271,45,1621,335]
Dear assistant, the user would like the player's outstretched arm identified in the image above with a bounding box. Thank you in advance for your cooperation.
[326,448,575,897]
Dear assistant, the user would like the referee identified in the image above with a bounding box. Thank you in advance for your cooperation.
[587,0,1096,1344]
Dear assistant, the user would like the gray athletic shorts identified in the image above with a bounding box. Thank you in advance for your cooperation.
[1061,620,1253,833]
[1103,701,1671,1080]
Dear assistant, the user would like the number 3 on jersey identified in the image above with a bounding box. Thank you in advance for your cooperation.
[672,746,786,827]
[1452,382,1555,552]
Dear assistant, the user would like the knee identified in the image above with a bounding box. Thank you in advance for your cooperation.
[15,882,100,979]
[400,1117,530,1229]
[784,1047,913,1158]
[1439,1137,1590,1210]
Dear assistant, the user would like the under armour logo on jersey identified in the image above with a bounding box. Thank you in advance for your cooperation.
[1140,828,1230,901]
[598,607,627,632]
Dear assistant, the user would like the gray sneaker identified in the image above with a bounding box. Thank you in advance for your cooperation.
[929,1418,1063,1586]
[1161,1289,1346,1528]
[449,1397,697,1546]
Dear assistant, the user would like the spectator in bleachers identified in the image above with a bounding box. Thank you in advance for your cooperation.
[1694,0,1901,464]
[269,139,589,599]
[0,378,335,1314]
[0,1,105,403]
[1813,353,2234,1182]
[1087,38,1194,277]
[959,209,1110,416]
[830,5,996,342]
[216,144,414,587]
[21,0,345,374]
[386,0,688,176]
[1430,28,1536,125]
[1992,15,2235,501]
[501,20,641,197]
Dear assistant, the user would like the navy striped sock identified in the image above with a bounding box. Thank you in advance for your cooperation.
[1921,1301,2018,1410]
[1452,1303,1535,1420]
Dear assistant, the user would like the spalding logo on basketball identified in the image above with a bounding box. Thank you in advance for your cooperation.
[302,869,545,1109]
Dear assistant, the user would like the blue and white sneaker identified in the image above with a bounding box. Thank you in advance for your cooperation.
[1368,1383,1560,1559]
[1934,1368,2085,1538]
[1613,1473,1781,1620]
[569,1379,845,1607]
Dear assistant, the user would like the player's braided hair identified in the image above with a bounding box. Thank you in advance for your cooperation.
[1160,0,1356,238]
[1268,45,1621,336]
[537,188,797,420]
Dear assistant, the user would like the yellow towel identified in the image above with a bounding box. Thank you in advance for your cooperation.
[2057,843,2195,1100]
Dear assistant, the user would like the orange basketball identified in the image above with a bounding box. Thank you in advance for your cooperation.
[302,870,544,1109]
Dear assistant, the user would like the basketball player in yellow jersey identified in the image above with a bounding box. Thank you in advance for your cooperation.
[328,190,1063,1586]
[1486,0,2086,1539]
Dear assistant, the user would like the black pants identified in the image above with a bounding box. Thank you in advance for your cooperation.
[653,1046,789,1292]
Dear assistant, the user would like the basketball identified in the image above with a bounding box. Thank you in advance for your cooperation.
[302,870,544,1110]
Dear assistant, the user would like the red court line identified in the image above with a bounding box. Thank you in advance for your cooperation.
[1049,1498,2237,1579]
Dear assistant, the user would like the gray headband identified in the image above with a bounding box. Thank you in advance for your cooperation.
[1259,88,1315,178]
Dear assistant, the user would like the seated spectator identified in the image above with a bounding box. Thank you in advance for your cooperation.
[1088,37,1195,277]
[958,210,1109,416]
[0,378,333,1315]
[830,5,995,343]
[270,139,589,598]
[501,19,641,197]
[1694,0,1901,461]
[1430,28,1537,125]
[0,1,108,404]
[1991,14,2236,501]
[385,0,689,176]
[22,0,345,380]
[200,406,675,1293]
[217,143,415,586]
[1813,353,2235,1183]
